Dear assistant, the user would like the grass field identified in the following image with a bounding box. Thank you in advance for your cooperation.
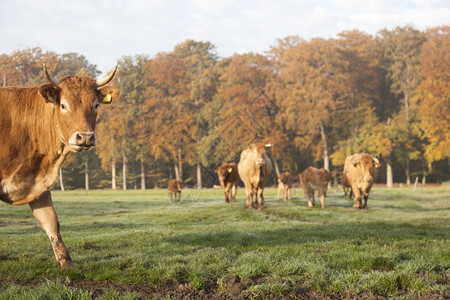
[0,186,448,299]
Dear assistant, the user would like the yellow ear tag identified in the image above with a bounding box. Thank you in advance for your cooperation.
[47,92,54,102]
[103,93,112,103]
[227,168,232,173]
[375,162,381,168]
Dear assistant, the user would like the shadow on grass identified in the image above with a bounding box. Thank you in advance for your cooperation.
[164,221,449,249]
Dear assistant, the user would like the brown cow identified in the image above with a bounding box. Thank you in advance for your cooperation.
[168,179,183,202]
[342,153,380,209]
[238,143,273,210]
[0,64,119,268]
[299,167,331,208]
[214,163,239,203]
[277,172,293,201]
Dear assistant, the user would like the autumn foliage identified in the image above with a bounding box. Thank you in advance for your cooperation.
[1,26,448,188]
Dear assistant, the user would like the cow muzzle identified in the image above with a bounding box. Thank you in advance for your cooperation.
[256,159,265,166]
[68,131,96,151]
[364,175,373,182]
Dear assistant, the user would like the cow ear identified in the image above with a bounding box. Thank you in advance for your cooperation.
[39,84,60,104]
[98,86,120,104]
[373,158,381,168]
[352,160,361,168]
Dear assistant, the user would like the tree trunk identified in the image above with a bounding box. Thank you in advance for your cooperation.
[196,162,202,189]
[178,148,183,182]
[422,176,426,185]
[405,157,411,186]
[85,159,89,192]
[122,156,127,190]
[59,167,65,192]
[111,158,117,190]
[140,160,146,190]
[386,157,393,188]
[319,122,329,171]
[272,158,280,177]
[174,159,180,181]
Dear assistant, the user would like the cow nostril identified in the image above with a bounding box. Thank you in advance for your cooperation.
[88,134,96,145]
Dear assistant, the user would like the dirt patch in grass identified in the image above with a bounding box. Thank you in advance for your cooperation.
[1,277,448,299]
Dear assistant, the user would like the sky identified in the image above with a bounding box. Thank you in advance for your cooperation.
[0,0,448,75]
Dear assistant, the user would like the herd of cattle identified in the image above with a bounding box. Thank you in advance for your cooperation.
[207,144,380,211]
[0,65,380,268]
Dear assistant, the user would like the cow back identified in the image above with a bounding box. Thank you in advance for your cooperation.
[301,167,330,191]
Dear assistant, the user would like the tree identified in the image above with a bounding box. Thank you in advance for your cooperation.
[378,26,427,185]
[173,40,219,188]
[416,26,450,168]
[277,38,342,171]
[142,53,195,183]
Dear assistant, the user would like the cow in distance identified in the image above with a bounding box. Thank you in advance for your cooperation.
[214,163,239,203]
[168,179,183,202]
[342,153,380,209]
[300,167,331,208]
[238,143,273,210]
[277,172,293,201]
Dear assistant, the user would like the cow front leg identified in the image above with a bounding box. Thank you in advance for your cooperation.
[224,184,231,203]
[320,194,325,208]
[29,191,75,269]
[363,192,369,209]
[245,186,254,209]
[230,184,237,202]
[257,188,264,210]
[352,187,362,209]
[307,188,315,207]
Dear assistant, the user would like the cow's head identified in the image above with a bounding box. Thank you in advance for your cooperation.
[248,143,272,166]
[214,165,233,182]
[299,172,305,185]
[175,180,183,192]
[38,64,120,152]
[352,155,381,182]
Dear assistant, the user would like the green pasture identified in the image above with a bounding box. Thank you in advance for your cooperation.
[0,186,448,299]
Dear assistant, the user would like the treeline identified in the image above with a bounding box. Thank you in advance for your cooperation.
[1,25,448,190]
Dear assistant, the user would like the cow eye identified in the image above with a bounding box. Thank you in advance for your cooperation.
[95,103,100,110]
[61,104,66,110]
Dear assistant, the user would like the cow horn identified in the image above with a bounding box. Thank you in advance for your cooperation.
[373,157,380,164]
[265,144,272,148]
[96,65,118,87]
[43,63,60,85]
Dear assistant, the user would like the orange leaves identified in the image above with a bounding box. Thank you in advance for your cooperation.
[417,26,450,165]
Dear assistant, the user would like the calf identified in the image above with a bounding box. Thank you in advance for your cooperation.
[300,167,331,208]
[168,179,183,202]
[342,153,380,209]
[238,143,273,210]
[214,163,239,203]
[277,172,293,201]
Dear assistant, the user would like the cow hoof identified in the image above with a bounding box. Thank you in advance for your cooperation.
[258,207,263,211]
[60,259,76,269]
